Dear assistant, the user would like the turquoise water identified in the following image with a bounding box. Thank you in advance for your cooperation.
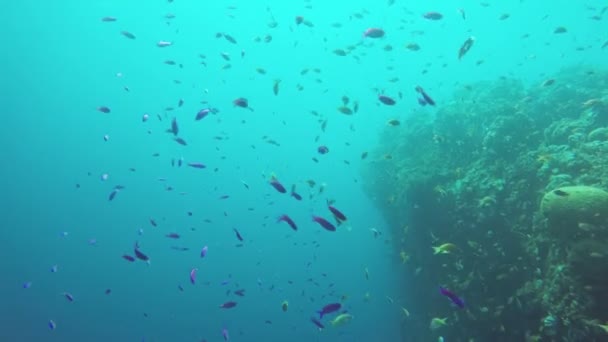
[1,1,605,341]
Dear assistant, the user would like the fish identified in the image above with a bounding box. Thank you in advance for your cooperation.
[310,317,325,330]
[327,201,347,221]
[273,80,281,95]
[196,108,211,120]
[458,36,475,60]
[277,214,298,231]
[134,245,150,262]
[602,41,608,49]
[290,185,302,200]
[219,301,237,309]
[48,320,57,330]
[439,286,465,308]
[165,233,180,239]
[317,146,329,154]
[423,12,443,20]
[316,302,341,319]
[415,86,435,106]
[233,97,249,108]
[122,255,136,262]
[387,119,400,126]
[174,137,187,146]
[378,95,396,105]
[188,162,206,169]
[97,106,111,113]
[63,292,74,302]
[337,106,353,115]
[330,313,353,327]
[553,26,567,34]
[200,245,208,258]
[312,216,336,232]
[120,31,136,39]
[233,228,244,241]
[190,268,198,284]
[222,328,230,341]
[223,34,237,44]
[149,219,157,227]
[281,300,289,311]
[101,16,117,22]
[234,289,245,296]
[157,40,173,47]
[458,8,466,20]
[170,118,179,136]
[405,43,421,51]
[270,177,287,193]
[432,243,459,254]
[363,28,385,38]
[108,189,119,201]
[430,317,448,330]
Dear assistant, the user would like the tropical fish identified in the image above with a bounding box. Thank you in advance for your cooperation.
[363,28,385,38]
[430,317,448,330]
[316,302,341,319]
[200,246,208,258]
[222,328,230,341]
[432,243,458,254]
[423,12,443,20]
[48,320,57,330]
[378,95,396,105]
[233,228,243,241]
[97,106,111,113]
[458,36,475,60]
[234,289,245,297]
[219,301,237,309]
[233,97,249,108]
[439,286,465,308]
[101,16,117,22]
[157,40,172,47]
[310,317,325,330]
[415,86,436,106]
[317,145,329,154]
[165,233,180,239]
[188,162,206,169]
[120,31,136,39]
[170,118,179,136]
[122,255,136,262]
[196,108,211,120]
[312,216,336,231]
[174,137,187,146]
[270,177,286,193]
[290,185,302,200]
[190,268,198,284]
[134,244,150,262]
[330,313,353,327]
[277,214,298,231]
[281,300,289,312]
[327,201,347,222]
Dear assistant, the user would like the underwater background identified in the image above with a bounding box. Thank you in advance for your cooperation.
[1,0,607,341]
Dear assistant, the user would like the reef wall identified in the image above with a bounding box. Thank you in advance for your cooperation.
[362,67,608,341]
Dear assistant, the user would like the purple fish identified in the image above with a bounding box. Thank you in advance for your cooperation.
[291,185,302,200]
[316,302,341,319]
[415,86,435,106]
[327,201,347,221]
[310,317,325,330]
[439,286,465,308]
[201,245,208,258]
[195,108,211,120]
[378,94,396,105]
[122,254,136,262]
[317,145,329,154]
[165,233,180,239]
[277,214,298,231]
[222,328,230,341]
[233,228,243,241]
[97,106,111,113]
[134,245,149,262]
[270,178,286,193]
[174,137,187,146]
[190,268,198,284]
[312,216,336,232]
[188,162,206,169]
[219,301,237,309]
[233,97,248,108]
[234,289,245,296]
[63,292,74,302]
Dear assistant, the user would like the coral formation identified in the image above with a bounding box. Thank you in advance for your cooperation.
[362,67,608,341]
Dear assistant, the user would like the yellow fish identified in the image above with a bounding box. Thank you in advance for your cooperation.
[330,313,354,327]
[430,317,448,330]
[432,243,459,255]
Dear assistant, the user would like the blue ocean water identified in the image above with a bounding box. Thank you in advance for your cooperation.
[0,1,605,341]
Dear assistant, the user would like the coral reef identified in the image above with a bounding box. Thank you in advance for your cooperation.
[362,67,608,341]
